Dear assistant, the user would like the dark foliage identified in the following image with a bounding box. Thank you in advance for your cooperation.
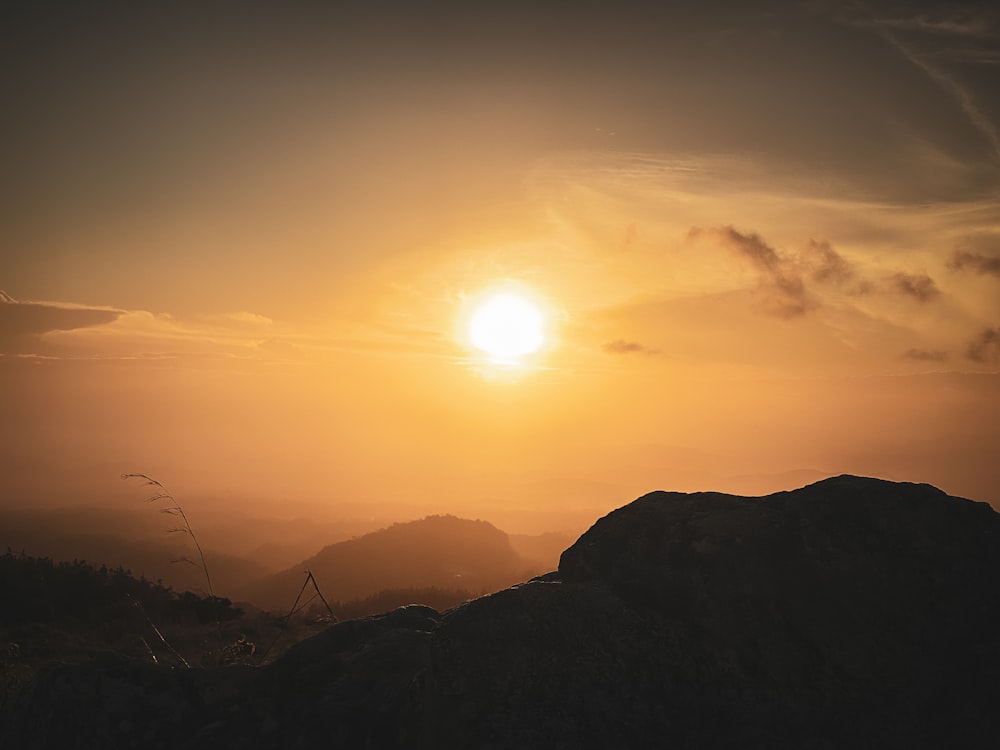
[0,551,242,629]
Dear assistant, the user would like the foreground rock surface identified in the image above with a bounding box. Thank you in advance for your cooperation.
[4,476,1000,749]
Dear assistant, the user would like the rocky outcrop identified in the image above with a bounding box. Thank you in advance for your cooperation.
[4,476,999,749]
[425,475,1000,747]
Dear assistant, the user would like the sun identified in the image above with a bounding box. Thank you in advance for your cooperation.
[466,291,546,362]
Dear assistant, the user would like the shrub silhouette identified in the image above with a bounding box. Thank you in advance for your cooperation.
[0,551,242,629]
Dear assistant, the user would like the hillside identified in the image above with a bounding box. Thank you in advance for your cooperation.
[0,509,269,599]
[0,507,296,596]
[0,551,248,684]
[0,506,563,612]
[240,514,539,609]
[5,476,1000,748]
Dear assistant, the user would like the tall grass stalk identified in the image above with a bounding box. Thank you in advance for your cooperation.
[128,595,190,668]
[122,473,221,639]
[257,569,336,663]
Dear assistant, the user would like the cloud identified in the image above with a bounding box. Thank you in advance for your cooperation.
[0,293,294,365]
[688,227,948,318]
[902,348,949,362]
[0,293,122,351]
[798,239,875,295]
[691,226,812,318]
[797,242,942,303]
[968,327,1000,362]
[887,272,940,302]
[801,239,856,285]
[709,226,785,275]
[869,25,1000,160]
[602,339,658,355]
[948,250,1000,276]
[945,48,1000,64]
[866,14,999,38]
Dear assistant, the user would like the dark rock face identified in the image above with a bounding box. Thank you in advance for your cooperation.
[427,476,1000,748]
[5,476,1000,749]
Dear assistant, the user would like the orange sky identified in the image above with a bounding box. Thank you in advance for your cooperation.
[2,1,998,533]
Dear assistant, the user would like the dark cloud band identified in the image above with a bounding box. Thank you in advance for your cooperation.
[0,292,121,352]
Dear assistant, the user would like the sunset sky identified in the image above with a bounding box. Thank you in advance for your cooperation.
[2,0,998,534]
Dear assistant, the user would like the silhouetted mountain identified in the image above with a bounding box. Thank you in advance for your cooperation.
[6,533,269,601]
[5,476,1000,748]
[240,514,539,609]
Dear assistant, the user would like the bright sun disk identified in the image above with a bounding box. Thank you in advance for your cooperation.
[468,292,545,361]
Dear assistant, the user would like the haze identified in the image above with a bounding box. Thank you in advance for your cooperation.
[2,0,998,544]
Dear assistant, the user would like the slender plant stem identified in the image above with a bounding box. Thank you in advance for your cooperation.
[123,473,222,641]
[305,569,336,619]
[256,569,337,663]
[128,595,190,668]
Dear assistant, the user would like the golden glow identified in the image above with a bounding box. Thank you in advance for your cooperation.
[455,282,554,374]
[468,292,545,361]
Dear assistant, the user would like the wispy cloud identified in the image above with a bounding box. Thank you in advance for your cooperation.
[685,225,951,321]
[866,14,998,38]
[798,239,875,295]
[602,339,658,355]
[689,226,813,319]
[0,292,122,352]
[801,239,856,285]
[948,249,1000,276]
[902,348,949,362]
[520,149,999,376]
[941,48,1000,65]
[852,2,1000,162]
[0,290,305,367]
[967,327,1000,362]
[888,272,941,302]
[885,32,1000,160]
[796,242,942,302]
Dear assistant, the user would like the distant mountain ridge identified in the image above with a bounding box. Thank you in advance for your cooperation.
[7,475,999,748]
[0,507,271,597]
[0,506,562,611]
[239,514,540,608]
